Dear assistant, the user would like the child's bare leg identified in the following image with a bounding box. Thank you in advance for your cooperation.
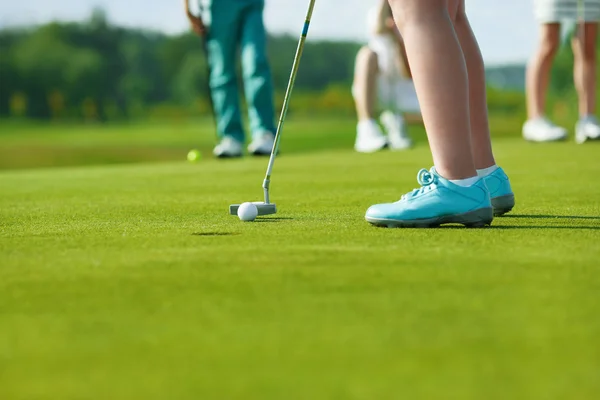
[353,47,379,121]
[572,23,598,117]
[353,46,388,153]
[526,24,561,119]
[389,0,475,180]
[448,0,495,170]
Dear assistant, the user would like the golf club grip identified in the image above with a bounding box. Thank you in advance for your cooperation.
[263,0,317,183]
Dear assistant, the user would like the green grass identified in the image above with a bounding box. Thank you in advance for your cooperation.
[0,113,519,170]
[1,117,600,399]
[0,116,363,169]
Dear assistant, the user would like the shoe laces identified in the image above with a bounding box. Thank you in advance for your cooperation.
[400,168,438,200]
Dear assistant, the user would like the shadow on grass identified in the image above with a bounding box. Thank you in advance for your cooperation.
[490,225,600,230]
[491,214,600,230]
[192,232,241,236]
[254,217,294,223]
[385,214,600,230]
[253,218,294,223]
[504,214,600,221]
[426,225,600,230]
[423,224,600,230]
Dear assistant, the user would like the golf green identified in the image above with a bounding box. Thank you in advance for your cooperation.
[1,122,599,399]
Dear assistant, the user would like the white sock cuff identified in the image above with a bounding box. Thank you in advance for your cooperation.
[449,176,480,187]
[477,165,499,178]
[358,118,377,126]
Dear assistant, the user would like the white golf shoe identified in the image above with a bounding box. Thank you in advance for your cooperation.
[213,136,243,158]
[380,111,412,150]
[355,119,388,153]
[575,116,600,144]
[522,117,567,142]
[248,132,275,156]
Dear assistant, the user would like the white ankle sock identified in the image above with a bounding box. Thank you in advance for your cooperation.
[580,114,597,122]
[358,118,377,125]
[476,165,499,178]
[449,176,480,187]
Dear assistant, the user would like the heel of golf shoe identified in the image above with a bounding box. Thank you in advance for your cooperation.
[491,194,515,217]
[448,207,494,228]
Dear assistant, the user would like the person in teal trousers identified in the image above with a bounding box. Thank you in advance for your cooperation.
[185,0,276,158]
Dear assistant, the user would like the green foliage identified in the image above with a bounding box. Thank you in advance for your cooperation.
[550,28,578,96]
[547,28,600,122]
[0,13,360,121]
[486,87,526,118]
[2,11,597,123]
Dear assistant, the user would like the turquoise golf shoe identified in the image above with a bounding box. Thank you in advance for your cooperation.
[483,167,514,216]
[365,168,493,228]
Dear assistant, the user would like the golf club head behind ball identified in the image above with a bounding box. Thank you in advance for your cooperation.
[229,202,277,216]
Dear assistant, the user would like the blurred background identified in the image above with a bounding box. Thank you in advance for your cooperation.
[0,0,597,169]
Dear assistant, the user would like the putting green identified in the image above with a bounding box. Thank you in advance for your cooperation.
[1,123,599,399]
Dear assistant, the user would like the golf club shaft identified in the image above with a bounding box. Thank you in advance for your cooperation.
[262,0,317,204]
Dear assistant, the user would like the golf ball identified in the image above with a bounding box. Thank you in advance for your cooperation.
[238,202,258,221]
[187,149,201,163]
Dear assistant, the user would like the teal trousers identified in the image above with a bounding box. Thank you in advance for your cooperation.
[207,0,275,142]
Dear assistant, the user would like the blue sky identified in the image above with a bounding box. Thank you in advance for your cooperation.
[0,0,543,65]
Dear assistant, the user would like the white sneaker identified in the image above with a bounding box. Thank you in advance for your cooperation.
[575,116,600,144]
[380,111,412,150]
[213,136,243,158]
[355,119,388,153]
[248,132,275,156]
[522,117,567,142]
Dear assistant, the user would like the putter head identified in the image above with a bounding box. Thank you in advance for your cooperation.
[229,202,277,216]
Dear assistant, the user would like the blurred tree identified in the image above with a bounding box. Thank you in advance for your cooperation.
[47,90,66,120]
[119,35,163,107]
[172,52,207,104]
[0,30,23,115]
[550,31,578,95]
[9,92,28,117]
[6,15,594,121]
[88,8,109,31]
[10,23,71,117]
[157,33,208,102]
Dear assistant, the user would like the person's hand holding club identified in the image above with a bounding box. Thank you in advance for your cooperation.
[185,0,207,36]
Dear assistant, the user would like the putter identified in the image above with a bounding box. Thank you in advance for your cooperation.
[229,0,317,217]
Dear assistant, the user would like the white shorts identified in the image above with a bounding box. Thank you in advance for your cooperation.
[352,73,421,114]
[371,35,420,113]
[352,34,421,114]
[369,35,400,78]
[377,76,421,113]
[534,0,600,22]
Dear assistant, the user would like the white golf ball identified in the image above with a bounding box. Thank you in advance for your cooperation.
[237,202,258,221]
